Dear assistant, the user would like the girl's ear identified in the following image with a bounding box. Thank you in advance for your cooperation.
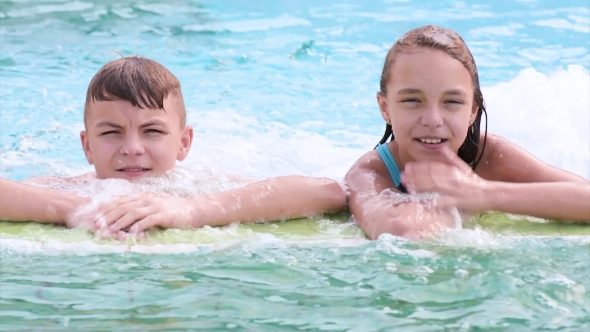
[377,92,390,124]
[469,105,478,125]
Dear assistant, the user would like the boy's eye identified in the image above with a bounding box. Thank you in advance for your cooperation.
[100,130,120,136]
[145,129,165,134]
[401,98,420,103]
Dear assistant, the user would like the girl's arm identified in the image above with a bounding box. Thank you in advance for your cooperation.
[484,181,589,222]
[345,152,458,240]
[402,134,590,222]
[480,134,589,221]
[0,178,81,224]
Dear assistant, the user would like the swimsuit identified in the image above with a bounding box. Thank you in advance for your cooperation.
[375,143,408,193]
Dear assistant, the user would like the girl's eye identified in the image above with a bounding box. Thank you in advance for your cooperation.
[445,100,464,104]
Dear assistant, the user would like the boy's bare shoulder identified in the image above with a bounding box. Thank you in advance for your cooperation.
[20,172,97,188]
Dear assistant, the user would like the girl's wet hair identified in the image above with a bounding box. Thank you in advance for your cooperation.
[84,56,186,126]
[376,25,488,170]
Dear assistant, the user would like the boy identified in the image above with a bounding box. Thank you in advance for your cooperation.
[0,56,348,239]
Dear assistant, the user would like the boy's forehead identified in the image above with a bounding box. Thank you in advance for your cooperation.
[86,99,182,126]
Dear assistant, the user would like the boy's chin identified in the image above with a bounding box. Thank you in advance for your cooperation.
[97,170,154,181]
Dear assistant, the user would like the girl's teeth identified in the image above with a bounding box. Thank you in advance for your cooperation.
[419,138,442,144]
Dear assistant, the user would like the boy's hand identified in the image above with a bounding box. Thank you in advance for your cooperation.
[92,193,198,236]
[64,196,130,240]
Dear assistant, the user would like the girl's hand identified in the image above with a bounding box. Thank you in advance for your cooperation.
[400,146,491,214]
[356,189,461,240]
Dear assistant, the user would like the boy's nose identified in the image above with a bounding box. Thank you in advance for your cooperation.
[120,136,145,156]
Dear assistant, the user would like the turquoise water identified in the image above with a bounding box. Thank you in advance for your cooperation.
[1,0,589,330]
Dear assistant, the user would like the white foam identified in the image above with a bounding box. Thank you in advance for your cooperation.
[483,65,589,178]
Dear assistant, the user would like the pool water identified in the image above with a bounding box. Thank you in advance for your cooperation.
[1,0,589,330]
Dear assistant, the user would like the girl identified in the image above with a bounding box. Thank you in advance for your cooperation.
[345,25,589,240]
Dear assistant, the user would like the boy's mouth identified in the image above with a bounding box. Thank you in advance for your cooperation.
[117,167,151,176]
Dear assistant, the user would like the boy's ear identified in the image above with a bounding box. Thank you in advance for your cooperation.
[177,125,193,161]
[377,92,390,124]
[80,130,94,165]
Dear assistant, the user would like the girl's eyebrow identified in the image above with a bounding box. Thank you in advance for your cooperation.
[396,88,468,97]
[396,88,422,95]
[443,89,468,97]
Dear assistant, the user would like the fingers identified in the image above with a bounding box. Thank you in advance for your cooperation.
[115,230,145,241]
[108,206,156,232]
[435,146,473,172]
[93,195,143,228]
[129,216,159,235]
[402,162,450,193]
[73,194,157,241]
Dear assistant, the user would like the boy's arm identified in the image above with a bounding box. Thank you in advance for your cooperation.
[190,175,348,227]
[0,178,81,224]
[100,175,349,234]
[21,172,96,187]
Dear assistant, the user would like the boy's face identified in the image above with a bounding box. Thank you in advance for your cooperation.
[80,96,193,180]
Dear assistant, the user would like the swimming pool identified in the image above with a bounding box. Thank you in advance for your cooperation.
[1,0,589,330]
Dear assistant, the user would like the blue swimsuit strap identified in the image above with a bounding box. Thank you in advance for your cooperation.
[375,143,402,188]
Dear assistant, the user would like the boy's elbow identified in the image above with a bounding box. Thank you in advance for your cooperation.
[288,176,349,212]
[315,178,348,212]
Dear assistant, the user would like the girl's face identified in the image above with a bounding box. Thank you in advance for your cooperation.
[378,47,478,164]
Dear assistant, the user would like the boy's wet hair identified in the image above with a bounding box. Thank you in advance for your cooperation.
[84,56,186,127]
[377,25,488,170]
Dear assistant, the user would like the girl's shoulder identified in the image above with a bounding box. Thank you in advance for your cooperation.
[476,133,586,183]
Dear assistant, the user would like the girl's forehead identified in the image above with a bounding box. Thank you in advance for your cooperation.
[391,48,461,70]
[388,49,473,89]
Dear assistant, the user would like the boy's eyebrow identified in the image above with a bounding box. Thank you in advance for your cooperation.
[95,121,123,128]
[140,120,168,128]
